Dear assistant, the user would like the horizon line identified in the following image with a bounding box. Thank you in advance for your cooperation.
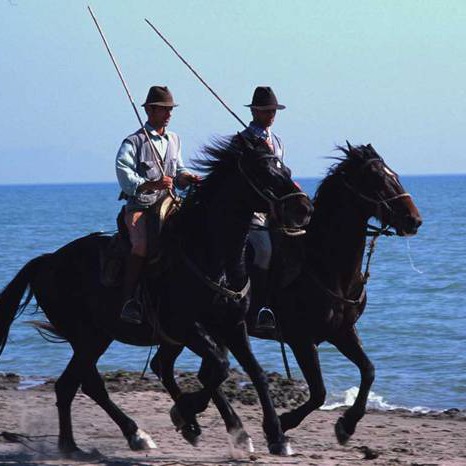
[0,172,465,188]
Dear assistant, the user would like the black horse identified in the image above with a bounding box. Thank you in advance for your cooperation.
[152,142,422,449]
[0,136,312,457]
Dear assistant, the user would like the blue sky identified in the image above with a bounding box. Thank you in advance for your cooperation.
[1,0,465,184]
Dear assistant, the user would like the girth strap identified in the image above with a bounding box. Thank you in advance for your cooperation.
[305,269,367,306]
[181,250,251,302]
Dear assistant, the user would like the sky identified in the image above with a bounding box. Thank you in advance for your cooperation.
[1,0,466,185]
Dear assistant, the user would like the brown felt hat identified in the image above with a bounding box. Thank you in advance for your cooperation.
[245,86,285,110]
[142,86,178,107]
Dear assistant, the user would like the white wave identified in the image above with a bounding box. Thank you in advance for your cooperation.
[321,386,431,413]
[18,376,47,390]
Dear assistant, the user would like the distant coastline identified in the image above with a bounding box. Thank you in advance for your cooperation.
[0,172,465,188]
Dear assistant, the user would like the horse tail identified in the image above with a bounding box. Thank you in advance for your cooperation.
[0,255,49,356]
[25,320,66,343]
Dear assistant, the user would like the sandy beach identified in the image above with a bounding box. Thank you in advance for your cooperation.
[0,371,465,466]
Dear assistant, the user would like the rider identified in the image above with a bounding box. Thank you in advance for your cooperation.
[241,86,286,331]
[116,85,200,324]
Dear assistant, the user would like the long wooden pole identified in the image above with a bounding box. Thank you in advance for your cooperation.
[88,6,175,199]
[145,18,248,130]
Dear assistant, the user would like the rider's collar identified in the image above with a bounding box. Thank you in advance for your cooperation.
[144,122,169,140]
[248,122,271,141]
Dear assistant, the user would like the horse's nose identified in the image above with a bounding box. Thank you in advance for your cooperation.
[406,215,422,233]
[297,196,313,225]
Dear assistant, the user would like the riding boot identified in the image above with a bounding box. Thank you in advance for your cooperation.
[249,266,276,331]
[121,254,145,324]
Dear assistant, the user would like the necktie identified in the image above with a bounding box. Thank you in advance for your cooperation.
[265,136,274,153]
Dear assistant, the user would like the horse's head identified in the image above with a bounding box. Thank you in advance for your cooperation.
[235,133,313,234]
[335,142,422,236]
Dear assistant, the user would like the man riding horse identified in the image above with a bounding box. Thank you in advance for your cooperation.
[115,85,200,324]
[242,86,287,331]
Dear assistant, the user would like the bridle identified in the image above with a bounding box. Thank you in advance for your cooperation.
[342,158,412,220]
[237,153,310,235]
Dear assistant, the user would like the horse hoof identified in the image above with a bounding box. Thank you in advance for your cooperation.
[129,428,157,450]
[170,404,186,431]
[170,405,202,446]
[229,429,254,453]
[58,441,80,456]
[335,417,351,445]
[268,438,293,456]
[181,423,202,446]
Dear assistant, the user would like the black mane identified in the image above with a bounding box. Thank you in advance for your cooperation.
[314,143,383,200]
[181,136,242,209]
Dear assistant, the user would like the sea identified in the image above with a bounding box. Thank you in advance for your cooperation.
[0,176,465,413]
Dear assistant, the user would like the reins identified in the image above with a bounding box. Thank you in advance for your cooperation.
[304,224,393,307]
[181,248,251,302]
[237,155,310,224]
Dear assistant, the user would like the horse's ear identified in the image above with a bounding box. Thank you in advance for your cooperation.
[367,143,374,150]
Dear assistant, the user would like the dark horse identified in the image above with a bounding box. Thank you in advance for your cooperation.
[0,136,312,457]
[152,142,422,449]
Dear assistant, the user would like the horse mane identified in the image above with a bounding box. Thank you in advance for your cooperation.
[180,135,242,210]
[314,143,383,201]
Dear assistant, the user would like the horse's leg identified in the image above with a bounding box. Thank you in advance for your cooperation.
[152,342,253,452]
[278,340,326,433]
[330,328,375,445]
[198,348,254,453]
[224,321,290,456]
[71,338,157,451]
[55,359,82,454]
[80,367,157,451]
[168,323,230,446]
[151,343,202,445]
[150,343,183,400]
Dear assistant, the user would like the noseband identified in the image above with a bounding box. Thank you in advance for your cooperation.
[343,158,412,217]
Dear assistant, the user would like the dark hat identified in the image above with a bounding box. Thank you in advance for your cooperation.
[245,86,285,110]
[142,86,178,107]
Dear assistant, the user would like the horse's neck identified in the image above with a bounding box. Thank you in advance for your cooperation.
[307,193,369,292]
[191,198,252,287]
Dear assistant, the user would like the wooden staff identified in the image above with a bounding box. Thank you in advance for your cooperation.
[88,6,175,199]
[145,18,248,130]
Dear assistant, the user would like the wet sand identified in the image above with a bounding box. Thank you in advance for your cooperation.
[0,371,465,465]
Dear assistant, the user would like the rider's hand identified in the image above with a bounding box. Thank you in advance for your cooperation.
[177,173,202,189]
[152,176,173,191]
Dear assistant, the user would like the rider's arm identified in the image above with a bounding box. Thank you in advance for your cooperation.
[173,137,192,189]
[115,141,145,197]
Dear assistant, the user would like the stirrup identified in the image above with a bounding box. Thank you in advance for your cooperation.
[256,307,276,330]
[121,298,143,325]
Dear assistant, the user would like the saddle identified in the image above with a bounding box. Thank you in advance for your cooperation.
[100,196,180,288]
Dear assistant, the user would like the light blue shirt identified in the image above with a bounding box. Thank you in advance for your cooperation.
[116,123,188,197]
[247,121,273,141]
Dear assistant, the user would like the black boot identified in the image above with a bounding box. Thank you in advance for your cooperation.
[249,267,276,331]
[121,254,145,324]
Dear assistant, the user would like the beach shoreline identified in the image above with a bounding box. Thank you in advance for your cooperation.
[0,371,465,465]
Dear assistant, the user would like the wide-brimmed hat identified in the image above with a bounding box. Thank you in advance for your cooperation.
[245,86,285,110]
[142,86,178,107]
